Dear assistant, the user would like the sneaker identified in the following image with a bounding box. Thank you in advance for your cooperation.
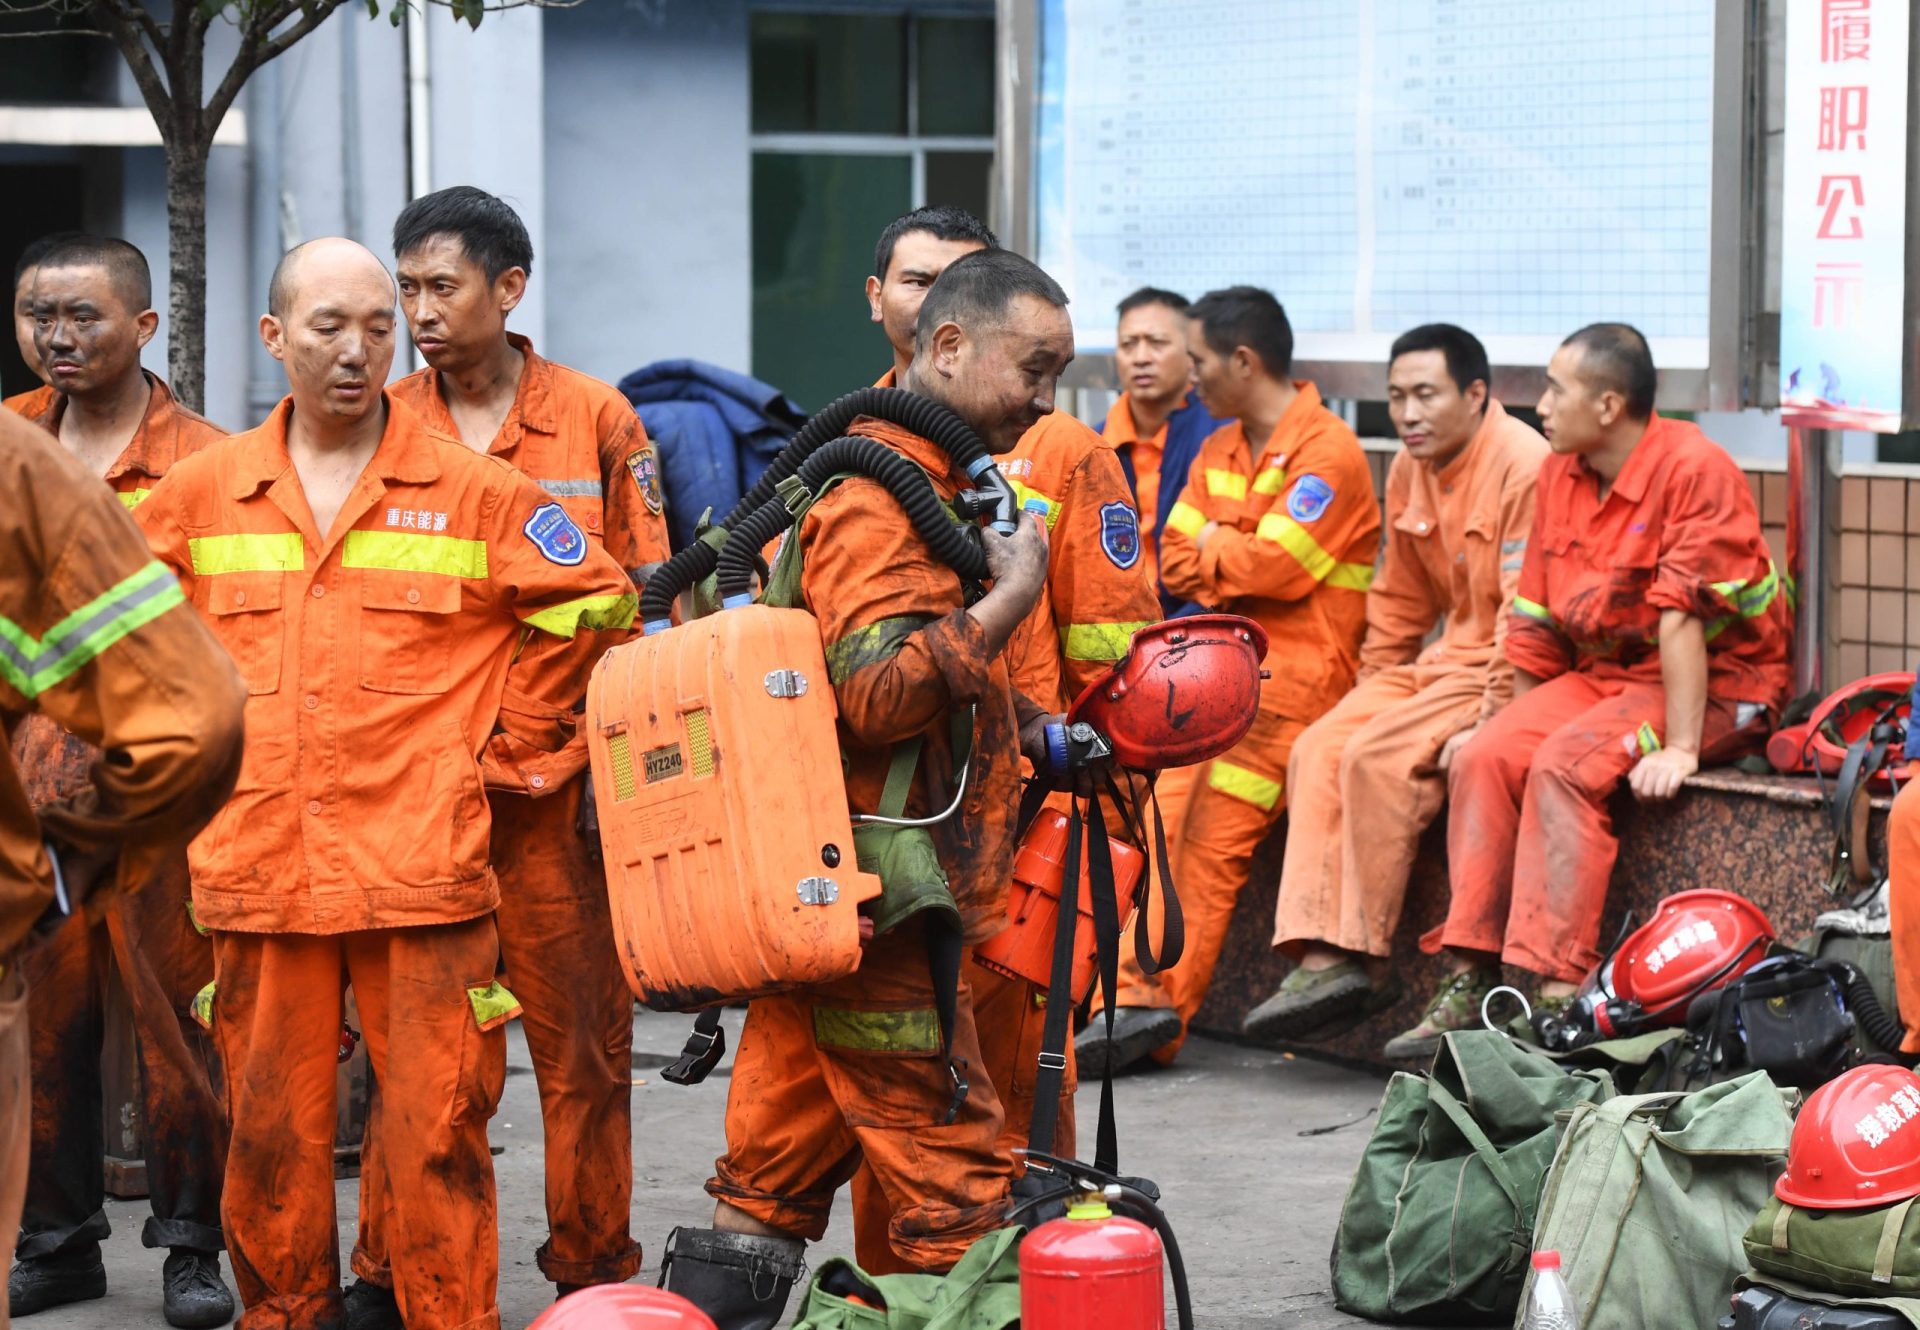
[1382,968,1499,1064]
[7,1250,107,1318]
[1242,959,1394,1043]
[162,1250,235,1330]
[1074,1006,1182,1076]
[343,1277,403,1330]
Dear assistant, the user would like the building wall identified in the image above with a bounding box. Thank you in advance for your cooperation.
[541,0,752,385]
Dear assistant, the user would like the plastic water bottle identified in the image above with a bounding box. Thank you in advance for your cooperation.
[1521,1250,1580,1330]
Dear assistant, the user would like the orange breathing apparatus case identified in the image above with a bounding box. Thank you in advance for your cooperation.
[585,604,883,1010]
[974,806,1145,1001]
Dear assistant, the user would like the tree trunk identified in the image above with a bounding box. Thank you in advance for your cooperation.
[164,140,210,415]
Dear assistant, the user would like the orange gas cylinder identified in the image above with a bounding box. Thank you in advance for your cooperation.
[974,808,1144,999]
[1020,1198,1165,1330]
[529,1284,717,1330]
[586,604,883,1010]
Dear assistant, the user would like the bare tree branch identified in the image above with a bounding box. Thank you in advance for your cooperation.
[0,25,109,35]
[84,0,174,132]
[203,0,346,131]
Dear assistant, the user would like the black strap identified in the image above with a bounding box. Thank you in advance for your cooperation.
[1126,775,1186,976]
[1025,797,1085,1163]
[928,919,969,1123]
[661,1006,727,1086]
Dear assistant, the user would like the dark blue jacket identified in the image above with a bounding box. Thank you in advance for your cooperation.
[616,359,807,552]
[1111,390,1227,618]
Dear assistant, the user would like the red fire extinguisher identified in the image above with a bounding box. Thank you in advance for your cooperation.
[1020,1193,1165,1329]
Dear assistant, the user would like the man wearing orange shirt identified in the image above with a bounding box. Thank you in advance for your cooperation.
[340,186,666,1326]
[9,236,235,1327]
[1389,324,1789,1060]
[1241,324,1544,1044]
[136,237,636,1330]
[1080,286,1381,1073]
[5,234,77,419]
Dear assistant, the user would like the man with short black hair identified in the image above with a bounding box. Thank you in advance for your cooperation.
[1082,285,1381,1073]
[340,184,665,1326]
[1387,322,1790,1061]
[9,234,236,1327]
[665,248,1059,1327]
[865,206,1001,377]
[1241,324,1545,1047]
[6,233,83,419]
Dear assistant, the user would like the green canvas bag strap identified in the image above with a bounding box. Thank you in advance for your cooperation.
[878,736,924,820]
[1773,1199,1795,1252]
[1876,1196,1920,1284]
[1425,1078,1526,1215]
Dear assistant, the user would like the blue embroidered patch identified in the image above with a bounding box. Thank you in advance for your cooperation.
[1099,501,1142,569]
[1287,475,1336,523]
[524,501,588,566]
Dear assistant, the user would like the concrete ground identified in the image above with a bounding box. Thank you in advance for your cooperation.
[26,1009,1397,1330]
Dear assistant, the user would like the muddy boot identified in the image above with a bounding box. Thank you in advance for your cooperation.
[1382,967,1499,1064]
[1242,959,1399,1043]
[8,1248,107,1317]
[161,1250,235,1330]
[1074,1006,1182,1075]
[659,1227,806,1330]
[343,1277,403,1330]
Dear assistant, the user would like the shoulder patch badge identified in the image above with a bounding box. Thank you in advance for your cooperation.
[1099,500,1142,570]
[524,501,588,566]
[1287,474,1336,523]
[625,446,663,514]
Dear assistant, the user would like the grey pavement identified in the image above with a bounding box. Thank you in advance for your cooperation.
[23,1009,1397,1330]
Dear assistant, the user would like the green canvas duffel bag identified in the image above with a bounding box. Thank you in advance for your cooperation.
[1747,1192,1920,1299]
[1330,1030,1613,1324]
[789,1226,1023,1330]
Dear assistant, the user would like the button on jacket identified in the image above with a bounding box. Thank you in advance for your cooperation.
[134,393,637,935]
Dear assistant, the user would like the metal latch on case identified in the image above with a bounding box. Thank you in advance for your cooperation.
[797,877,840,906]
[764,670,809,698]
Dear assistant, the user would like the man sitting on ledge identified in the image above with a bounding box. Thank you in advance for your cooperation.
[1386,322,1790,1063]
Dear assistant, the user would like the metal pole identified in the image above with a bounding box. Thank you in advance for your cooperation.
[1789,424,1841,696]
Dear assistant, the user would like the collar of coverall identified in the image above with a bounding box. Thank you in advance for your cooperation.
[34,368,181,485]
[410,331,558,458]
[1233,378,1324,459]
[226,391,443,500]
[1574,411,1671,505]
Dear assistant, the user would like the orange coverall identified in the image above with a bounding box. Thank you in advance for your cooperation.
[353,335,668,1289]
[708,415,1020,1274]
[1272,401,1545,960]
[1114,382,1380,1056]
[1889,781,1920,1053]
[12,376,233,1263]
[850,408,1161,1274]
[2,385,54,419]
[1432,416,1790,982]
[136,394,636,1330]
[0,410,245,1330]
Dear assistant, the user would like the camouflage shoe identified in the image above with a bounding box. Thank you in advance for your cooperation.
[1382,967,1500,1064]
[1241,959,1399,1044]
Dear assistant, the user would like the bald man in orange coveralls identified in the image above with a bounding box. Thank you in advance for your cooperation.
[1081,286,1381,1074]
[1387,323,1789,1063]
[1240,324,1544,1046]
[847,208,1159,1277]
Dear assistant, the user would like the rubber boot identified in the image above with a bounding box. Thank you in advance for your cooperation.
[659,1227,806,1330]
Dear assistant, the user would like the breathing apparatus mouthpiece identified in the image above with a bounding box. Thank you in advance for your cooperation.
[963,454,1020,535]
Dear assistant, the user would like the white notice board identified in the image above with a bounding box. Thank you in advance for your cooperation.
[1033,0,1724,379]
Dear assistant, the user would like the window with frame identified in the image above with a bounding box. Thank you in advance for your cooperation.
[749,5,995,411]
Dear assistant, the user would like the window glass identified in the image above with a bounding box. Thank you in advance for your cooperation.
[915,17,996,137]
[924,151,993,226]
[752,152,913,411]
[751,12,908,136]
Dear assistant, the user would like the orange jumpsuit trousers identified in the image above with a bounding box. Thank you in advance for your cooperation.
[1272,665,1484,958]
[353,781,638,1288]
[1434,671,1748,983]
[216,916,506,1330]
[1888,781,1920,1054]
[1,967,27,1330]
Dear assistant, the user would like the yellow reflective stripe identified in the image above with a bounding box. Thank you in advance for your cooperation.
[521,593,638,638]
[1636,722,1662,756]
[0,560,183,699]
[342,529,488,579]
[1165,501,1207,539]
[1712,561,1781,618]
[1205,468,1248,501]
[188,533,304,575]
[117,488,152,509]
[1208,760,1283,811]
[191,982,215,1030]
[467,980,522,1030]
[1060,621,1151,662]
[1009,479,1061,529]
[813,1005,942,1054]
[1254,514,1373,590]
[1251,466,1289,496]
[825,613,936,684]
[1513,595,1556,624]
[185,900,208,936]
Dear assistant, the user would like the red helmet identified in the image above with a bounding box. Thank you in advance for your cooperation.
[1778,1064,1920,1209]
[1067,615,1269,770]
[1611,890,1774,1025]
[528,1287,718,1330]
[1766,672,1914,782]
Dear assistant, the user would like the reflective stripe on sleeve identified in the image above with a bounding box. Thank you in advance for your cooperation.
[824,613,936,684]
[1207,760,1283,811]
[1008,480,1061,528]
[1635,722,1662,756]
[538,478,604,499]
[1165,501,1207,539]
[1513,595,1557,625]
[0,559,185,700]
[1253,513,1374,591]
[1251,466,1289,496]
[342,530,489,579]
[1060,621,1152,662]
[118,488,152,509]
[813,1005,942,1053]
[467,981,523,1030]
[521,592,639,638]
[188,533,304,575]
[1205,469,1248,501]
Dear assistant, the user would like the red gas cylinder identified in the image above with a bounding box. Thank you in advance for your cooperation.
[1021,1197,1165,1329]
[527,1285,717,1330]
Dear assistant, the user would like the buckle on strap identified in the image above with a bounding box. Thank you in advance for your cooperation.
[1035,1051,1069,1072]
[661,1024,728,1086]
[943,1058,971,1125]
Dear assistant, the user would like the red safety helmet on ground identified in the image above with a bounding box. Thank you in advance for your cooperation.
[528,1286,718,1330]
[1067,615,1269,770]
[1611,890,1776,1024]
[1777,1064,1920,1210]
[1766,672,1914,782]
